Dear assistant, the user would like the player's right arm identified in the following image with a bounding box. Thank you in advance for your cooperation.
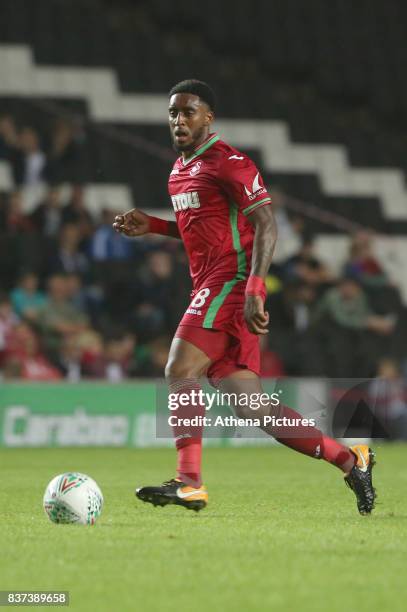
[113,209,181,239]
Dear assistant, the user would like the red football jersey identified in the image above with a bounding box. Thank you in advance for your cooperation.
[168,133,272,291]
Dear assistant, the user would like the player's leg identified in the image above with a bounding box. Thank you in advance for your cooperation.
[219,369,355,469]
[165,336,212,488]
[219,369,376,514]
[136,327,229,511]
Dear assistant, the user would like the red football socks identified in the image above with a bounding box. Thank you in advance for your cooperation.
[176,439,202,487]
[269,404,356,473]
[169,379,204,487]
[319,436,356,473]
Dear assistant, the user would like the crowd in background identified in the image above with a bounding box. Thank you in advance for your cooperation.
[1,112,407,430]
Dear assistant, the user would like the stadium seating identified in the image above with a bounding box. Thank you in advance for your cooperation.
[0,0,406,220]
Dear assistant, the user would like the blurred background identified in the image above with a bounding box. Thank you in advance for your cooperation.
[0,0,406,441]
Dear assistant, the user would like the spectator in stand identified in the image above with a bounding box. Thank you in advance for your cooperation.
[312,275,396,376]
[369,358,407,440]
[10,272,47,321]
[83,333,135,381]
[47,223,89,278]
[61,185,94,237]
[78,329,105,374]
[4,321,62,381]
[36,274,89,358]
[0,114,18,159]
[54,334,84,382]
[132,250,178,336]
[266,280,318,375]
[130,335,170,378]
[89,208,134,262]
[343,230,401,314]
[0,192,46,286]
[0,193,40,289]
[104,335,135,381]
[267,280,316,334]
[46,118,84,184]
[64,272,104,325]
[10,127,46,187]
[89,208,136,320]
[283,236,334,292]
[65,272,87,310]
[0,292,19,368]
[1,191,33,234]
[344,230,388,287]
[313,275,395,335]
[30,187,63,237]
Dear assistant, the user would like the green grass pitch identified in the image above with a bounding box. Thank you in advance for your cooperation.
[1,444,406,612]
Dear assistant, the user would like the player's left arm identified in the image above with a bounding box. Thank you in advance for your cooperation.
[244,205,278,335]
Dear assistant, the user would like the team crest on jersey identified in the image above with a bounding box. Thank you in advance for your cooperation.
[244,172,266,201]
[190,160,203,176]
[171,191,201,212]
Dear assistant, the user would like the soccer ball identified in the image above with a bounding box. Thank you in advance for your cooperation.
[43,472,103,525]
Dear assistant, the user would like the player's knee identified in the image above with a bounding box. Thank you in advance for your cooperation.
[165,357,201,381]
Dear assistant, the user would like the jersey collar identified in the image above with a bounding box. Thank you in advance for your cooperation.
[181,132,220,166]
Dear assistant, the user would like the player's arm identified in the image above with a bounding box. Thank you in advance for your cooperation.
[218,154,276,334]
[113,208,181,239]
[244,205,278,335]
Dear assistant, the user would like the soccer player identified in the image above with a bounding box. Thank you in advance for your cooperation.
[113,80,376,515]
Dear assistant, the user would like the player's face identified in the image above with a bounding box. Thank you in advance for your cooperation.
[169,93,213,154]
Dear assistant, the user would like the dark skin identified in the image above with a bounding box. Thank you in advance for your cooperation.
[113,91,278,335]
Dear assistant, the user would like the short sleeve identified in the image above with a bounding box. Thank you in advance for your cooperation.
[218,154,272,216]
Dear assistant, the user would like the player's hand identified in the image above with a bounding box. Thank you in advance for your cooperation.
[244,295,269,335]
[113,208,150,237]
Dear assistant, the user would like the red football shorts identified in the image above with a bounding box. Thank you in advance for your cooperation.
[175,283,260,385]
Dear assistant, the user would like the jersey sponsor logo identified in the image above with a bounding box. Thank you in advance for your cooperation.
[189,160,203,176]
[244,172,266,200]
[244,172,267,201]
[229,155,244,160]
[171,191,201,212]
[247,172,262,194]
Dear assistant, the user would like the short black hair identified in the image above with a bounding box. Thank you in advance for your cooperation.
[168,79,216,111]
